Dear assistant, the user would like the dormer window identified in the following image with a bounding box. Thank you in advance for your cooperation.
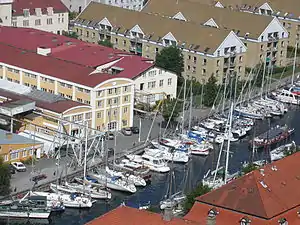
[35,8,42,16]
[208,208,219,218]
[23,9,30,17]
[163,39,176,46]
[47,7,53,16]
[240,217,251,225]
[260,9,265,14]
[278,218,288,225]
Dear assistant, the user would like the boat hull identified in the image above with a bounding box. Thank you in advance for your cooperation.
[0,211,50,219]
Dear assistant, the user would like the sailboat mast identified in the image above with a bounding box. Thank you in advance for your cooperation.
[83,121,88,191]
[182,78,186,134]
[224,103,234,184]
[292,41,298,85]
[188,79,193,131]
[260,54,267,99]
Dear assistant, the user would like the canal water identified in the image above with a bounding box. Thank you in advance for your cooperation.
[2,107,299,225]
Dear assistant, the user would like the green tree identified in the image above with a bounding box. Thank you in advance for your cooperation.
[203,75,218,107]
[0,157,11,196]
[98,39,113,48]
[183,183,211,213]
[155,46,184,76]
[241,163,258,176]
[161,98,181,122]
[62,31,78,39]
[69,11,79,21]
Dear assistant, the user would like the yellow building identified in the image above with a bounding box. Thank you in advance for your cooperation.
[0,41,140,132]
[142,0,288,69]
[74,2,248,84]
[186,0,300,48]
[0,129,43,163]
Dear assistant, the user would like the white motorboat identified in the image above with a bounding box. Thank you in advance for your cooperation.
[114,159,151,177]
[105,166,146,187]
[232,127,247,138]
[188,143,212,156]
[126,153,170,173]
[64,182,112,199]
[272,89,300,105]
[31,191,93,208]
[270,141,296,161]
[217,132,239,142]
[88,172,137,193]
[145,147,189,163]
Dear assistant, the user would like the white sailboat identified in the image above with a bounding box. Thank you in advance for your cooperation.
[64,182,112,199]
[30,190,93,208]
[145,146,189,163]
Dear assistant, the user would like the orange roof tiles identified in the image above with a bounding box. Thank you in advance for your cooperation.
[86,206,199,225]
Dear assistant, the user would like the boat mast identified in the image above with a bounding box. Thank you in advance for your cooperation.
[188,78,193,131]
[291,41,298,85]
[260,53,267,99]
[182,78,186,134]
[222,72,228,114]
[83,121,88,192]
[224,103,234,184]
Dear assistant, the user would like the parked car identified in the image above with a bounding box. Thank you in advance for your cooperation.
[121,127,133,136]
[31,174,47,183]
[11,162,26,172]
[130,126,139,134]
[106,132,114,140]
[9,164,16,174]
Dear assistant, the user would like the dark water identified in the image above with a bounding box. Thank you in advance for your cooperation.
[2,108,299,225]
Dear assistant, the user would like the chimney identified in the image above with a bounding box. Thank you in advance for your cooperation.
[6,132,12,139]
[207,208,218,225]
[162,207,173,222]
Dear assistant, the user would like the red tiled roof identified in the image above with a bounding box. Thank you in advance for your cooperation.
[0,89,88,113]
[196,152,300,219]
[86,205,199,225]
[12,0,68,16]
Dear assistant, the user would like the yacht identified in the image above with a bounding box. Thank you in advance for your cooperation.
[64,182,112,199]
[31,191,93,208]
[272,89,300,105]
[145,146,189,163]
[88,171,137,193]
[105,166,146,187]
[126,153,170,173]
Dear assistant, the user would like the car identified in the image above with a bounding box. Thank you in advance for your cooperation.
[130,126,139,134]
[11,162,26,172]
[106,132,114,140]
[121,127,133,136]
[9,164,16,174]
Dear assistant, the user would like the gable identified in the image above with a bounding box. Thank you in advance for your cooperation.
[258,17,288,42]
[259,2,273,11]
[213,31,247,57]
[172,12,187,21]
[214,1,224,8]
[162,32,177,43]
[130,24,144,35]
[98,17,112,27]
[203,18,219,28]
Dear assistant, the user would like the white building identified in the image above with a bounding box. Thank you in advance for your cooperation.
[0,0,68,35]
[61,0,144,13]
[134,67,177,105]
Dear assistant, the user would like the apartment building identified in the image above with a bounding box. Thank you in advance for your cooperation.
[143,0,289,68]
[61,0,144,13]
[187,0,300,48]
[0,129,43,163]
[74,2,247,84]
[0,0,68,34]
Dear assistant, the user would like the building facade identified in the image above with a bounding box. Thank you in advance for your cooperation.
[0,0,68,34]
[61,0,144,13]
[74,2,247,84]
[142,0,288,69]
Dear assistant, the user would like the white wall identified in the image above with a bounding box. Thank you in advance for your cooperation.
[0,2,12,26]
[258,18,288,42]
[13,12,69,34]
[134,67,177,105]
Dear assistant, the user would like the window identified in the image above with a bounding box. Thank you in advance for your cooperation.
[22,151,27,157]
[187,65,191,70]
[86,31,89,37]
[97,112,102,118]
[97,91,103,97]
[123,40,126,46]
[84,100,90,104]
[35,19,41,26]
[239,56,243,62]
[7,78,12,82]
[108,89,113,94]
[148,81,156,89]
[159,80,164,87]
[167,78,172,85]
[123,86,129,92]
[122,120,127,126]
[281,41,285,47]
[202,69,206,75]
[115,38,118,44]
[203,58,207,66]
[10,152,19,160]
[77,87,83,92]
[23,20,29,27]
[77,98,83,103]
[113,97,118,104]
[4,154,8,162]
[47,18,53,25]
[12,21,17,27]
[124,96,129,102]
[85,112,92,119]
[240,217,251,225]
[97,100,102,108]
[123,107,128,113]
[193,56,197,63]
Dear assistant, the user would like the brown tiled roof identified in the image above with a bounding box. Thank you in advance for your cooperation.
[86,205,199,225]
[143,0,274,39]
[76,2,234,54]
[196,152,300,219]
[186,0,300,20]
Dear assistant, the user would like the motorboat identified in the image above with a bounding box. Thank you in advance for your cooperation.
[88,171,137,193]
[145,146,189,163]
[31,191,93,208]
[188,143,212,156]
[272,89,300,105]
[126,153,170,173]
[105,166,146,187]
[270,141,296,161]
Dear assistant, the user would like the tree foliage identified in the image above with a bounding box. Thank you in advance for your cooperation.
[203,75,218,107]
[183,183,211,213]
[69,11,79,21]
[62,31,78,39]
[155,46,184,76]
[241,163,258,176]
[161,98,181,122]
[0,157,11,196]
[98,39,113,48]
